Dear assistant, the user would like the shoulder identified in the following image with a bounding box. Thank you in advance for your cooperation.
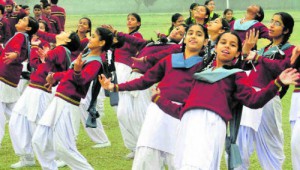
[133,32,143,39]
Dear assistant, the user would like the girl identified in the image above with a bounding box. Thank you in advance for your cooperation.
[230,5,269,46]
[204,0,219,21]
[9,31,80,169]
[103,23,186,159]
[185,3,210,26]
[207,17,230,47]
[237,12,295,170]
[223,8,235,25]
[0,16,38,150]
[99,24,208,170]
[152,31,299,169]
[167,13,184,36]
[31,27,113,170]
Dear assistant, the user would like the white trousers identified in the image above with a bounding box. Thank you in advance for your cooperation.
[175,109,226,170]
[132,147,176,170]
[291,117,300,170]
[0,102,14,145]
[236,96,284,170]
[80,88,109,144]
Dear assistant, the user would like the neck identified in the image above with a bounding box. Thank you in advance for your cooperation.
[128,28,135,33]
[87,48,102,56]
[216,58,232,68]
[195,18,205,25]
[272,36,284,46]
[209,33,218,42]
[77,31,87,40]
[184,49,200,59]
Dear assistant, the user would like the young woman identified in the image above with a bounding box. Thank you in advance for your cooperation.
[103,23,186,159]
[31,27,113,170]
[9,31,80,169]
[223,8,235,25]
[185,3,210,26]
[100,23,208,170]
[0,16,38,150]
[236,12,295,170]
[167,13,184,36]
[207,17,230,46]
[204,0,219,21]
[230,5,270,47]
[152,31,299,169]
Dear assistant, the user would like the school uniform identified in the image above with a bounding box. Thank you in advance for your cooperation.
[236,44,295,170]
[42,14,61,34]
[116,31,181,152]
[32,57,101,170]
[289,80,300,131]
[230,19,270,46]
[9,45,71,168]
[0,32,29,145]
[0,16,11,44]
[51,4,66,31]
[121,53,202,169]
[4,9,27,36]
[154,67,283,169]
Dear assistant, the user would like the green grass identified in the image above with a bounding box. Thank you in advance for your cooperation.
[1,10,300,170]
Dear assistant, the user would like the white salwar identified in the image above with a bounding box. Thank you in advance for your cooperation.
[9,86,53,158]
[236,95,284,170]
[80,86,110,144]
[290,92,300,170]
[33,97,93,170]
[17,61,30,94]
[115,62,151,151]
[0,81,20,145]
[132,102,180,170]
[175,109,226,170]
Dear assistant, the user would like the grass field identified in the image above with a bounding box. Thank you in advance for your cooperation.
[0,10,300,170]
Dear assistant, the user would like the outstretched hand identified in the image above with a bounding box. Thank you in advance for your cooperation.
[98,74,114,91]
[242,29,259,55]
[132,56,145,63]
[74,53,86,72]
[101,25,116,34]
[290,46,300,66]
[279,68,300,85]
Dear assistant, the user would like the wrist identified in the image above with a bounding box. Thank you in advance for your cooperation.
[275,77,285,89]
[152,94,160,103]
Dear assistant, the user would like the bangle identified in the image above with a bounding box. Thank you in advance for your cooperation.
[274,77,284,90]
[153,95,160,103]
[113,84,119,92]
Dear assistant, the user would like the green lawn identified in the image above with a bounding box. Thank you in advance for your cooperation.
[0,10,300,170]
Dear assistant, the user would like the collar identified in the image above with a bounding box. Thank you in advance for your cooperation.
[172,52,203,68]
[233,19,258,31]
[193,67,243,83]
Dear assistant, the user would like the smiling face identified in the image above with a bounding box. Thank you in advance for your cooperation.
[77,18,91,34]
[206,0,215,12]
[215,32,240,65]
[268,14,286,39]
[224,10,233,21]
[184,24,207,52]
[168,25,186,43]
[88,30,105,50]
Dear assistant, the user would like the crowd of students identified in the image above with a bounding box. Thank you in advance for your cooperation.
[0,0,300,169]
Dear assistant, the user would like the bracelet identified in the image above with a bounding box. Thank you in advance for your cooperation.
[274,77,284,90]
[153,95,160,103]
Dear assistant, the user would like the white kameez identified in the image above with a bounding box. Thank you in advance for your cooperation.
[80,86,109,144]
[175,109,226,170]
[236,96,284,170]
[133,102,180,170]
[9,86,53,156]
[289,92,300,132]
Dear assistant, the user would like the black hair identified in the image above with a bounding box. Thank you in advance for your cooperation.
[63,32,80,52]
[76,17,92,36]
[40,0,48,5]
[96,27,114,52]
[43,3,50,9]
[0,5,4,14]
[128,13,141,34]
[33,4,42,10]
[204,0,214,5]
[254,5,264,22]
[39,20,49,32]
[22,5,29,10]
[27,16,39,36]
[223,8,233,16]
[181,24,208,53]
[186,3,200,25]
[220,18,230,31]
[111,36,125,49]
[50,0,58,4]
[168,13,183,35]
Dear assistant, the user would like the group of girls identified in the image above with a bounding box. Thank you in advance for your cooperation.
[0,1,300,170]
